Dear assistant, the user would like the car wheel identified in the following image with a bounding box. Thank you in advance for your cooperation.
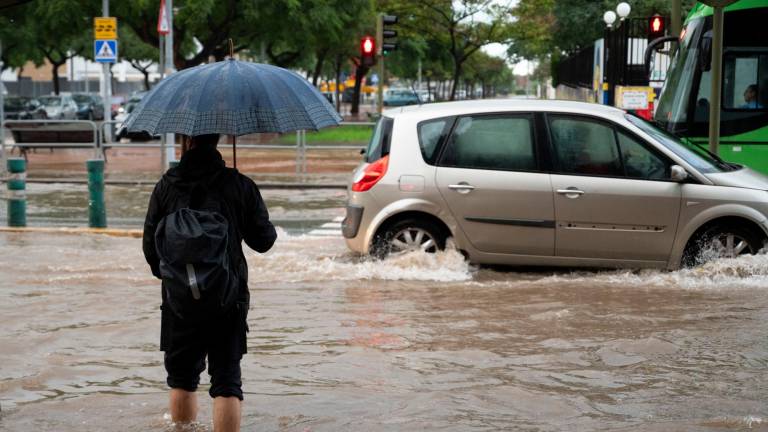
[682,223,765,267]
[372,218,447,258]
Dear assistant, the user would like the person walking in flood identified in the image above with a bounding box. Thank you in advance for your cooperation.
[143,133,277,431]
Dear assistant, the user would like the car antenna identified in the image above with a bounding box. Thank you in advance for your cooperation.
[410,83,423,106]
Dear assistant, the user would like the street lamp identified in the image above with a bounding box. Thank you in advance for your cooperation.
[617,2,631,21]
[603,10,617,28]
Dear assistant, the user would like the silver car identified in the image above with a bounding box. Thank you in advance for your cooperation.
[342,100,768,269]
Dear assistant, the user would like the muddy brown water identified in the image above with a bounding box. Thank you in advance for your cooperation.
[0,228,767,431]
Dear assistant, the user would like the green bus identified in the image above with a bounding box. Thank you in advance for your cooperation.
[654,0,768,172]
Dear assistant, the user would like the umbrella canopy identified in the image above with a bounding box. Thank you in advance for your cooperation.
[123,59,342,136]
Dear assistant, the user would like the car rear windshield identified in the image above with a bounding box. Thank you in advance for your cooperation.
[72,94,91,104]
[39,97,61,106]
[365,117,393,162]
[625,114,733,173]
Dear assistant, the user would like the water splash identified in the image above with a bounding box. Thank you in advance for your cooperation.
[247,229,472,283]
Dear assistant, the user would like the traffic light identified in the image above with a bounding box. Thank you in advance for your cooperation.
[648,14,665,40]
[361,36,375,67]
[380,14,397,55]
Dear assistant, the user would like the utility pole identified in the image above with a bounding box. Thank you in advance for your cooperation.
[101,0,112,146]
[671,0,682,39]
[376,14,384,114]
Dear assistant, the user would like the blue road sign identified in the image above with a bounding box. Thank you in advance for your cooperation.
[94,40,118,63]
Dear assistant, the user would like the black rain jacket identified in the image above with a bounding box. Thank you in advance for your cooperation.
[142,145,277,306]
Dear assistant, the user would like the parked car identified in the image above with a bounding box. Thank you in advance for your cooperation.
[115,91,158,141]
[342,99,768,269]
[383,88,420,107]
[3,96,47,119]
[37,95,78,120]
[72,93,105,120]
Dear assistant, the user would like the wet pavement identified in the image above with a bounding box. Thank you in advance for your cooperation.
[0,187,767,431]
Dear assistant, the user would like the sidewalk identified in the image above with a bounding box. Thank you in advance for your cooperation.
[3,146,357,188]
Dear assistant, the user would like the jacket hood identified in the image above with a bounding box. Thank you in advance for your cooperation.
[164,145,226,187]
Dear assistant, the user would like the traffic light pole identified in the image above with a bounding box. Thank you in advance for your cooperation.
[376,14,384,114]
[671,0,682,38]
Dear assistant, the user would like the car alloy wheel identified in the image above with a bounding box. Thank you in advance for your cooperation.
[390,227,437,254]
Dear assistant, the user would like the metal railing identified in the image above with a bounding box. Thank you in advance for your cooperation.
[1,119,374,175]
[1,120,101,173]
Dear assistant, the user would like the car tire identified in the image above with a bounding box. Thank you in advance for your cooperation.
[682,223,765,267]
[372,218,447,258]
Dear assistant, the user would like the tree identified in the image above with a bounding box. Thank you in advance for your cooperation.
[119,26,158,90]
[22,0,96,94]
[386,0,511,100]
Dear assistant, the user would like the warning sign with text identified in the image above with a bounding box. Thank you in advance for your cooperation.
[94,17,117,40]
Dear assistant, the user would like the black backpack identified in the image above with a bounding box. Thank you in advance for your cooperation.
[155,180,239,321]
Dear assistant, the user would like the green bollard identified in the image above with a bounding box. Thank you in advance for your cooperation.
[86,159,107,228]
[6,158,26,227]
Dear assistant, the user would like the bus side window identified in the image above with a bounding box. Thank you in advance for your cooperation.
[723,53,768,110]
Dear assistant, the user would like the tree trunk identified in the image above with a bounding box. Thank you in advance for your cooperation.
[351,65,369,116]
[51,62,63,95]
[143,70,151,91]
[312,49,328,87]
[334,55,342,114]
[449,62,462,101]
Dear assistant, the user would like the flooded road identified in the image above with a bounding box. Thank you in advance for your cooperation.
[1,226,767,431]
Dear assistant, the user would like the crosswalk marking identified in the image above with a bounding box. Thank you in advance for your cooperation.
[306,216,344,237]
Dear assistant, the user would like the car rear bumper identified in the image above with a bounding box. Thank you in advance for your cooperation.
[341,205,364,239]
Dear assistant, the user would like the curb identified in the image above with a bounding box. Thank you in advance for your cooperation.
[0,226,143,238]
[0,178,348,189]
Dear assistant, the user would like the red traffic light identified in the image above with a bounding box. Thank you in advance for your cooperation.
[649,15,665,38]
[361,36,375,56]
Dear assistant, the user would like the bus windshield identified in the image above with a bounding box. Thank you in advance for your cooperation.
[626,114,733,173]
[653,18,705,131]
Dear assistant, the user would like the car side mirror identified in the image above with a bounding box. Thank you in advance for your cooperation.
[671,165,689,182]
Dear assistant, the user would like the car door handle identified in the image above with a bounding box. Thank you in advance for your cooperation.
[448,184,475,191]
[556,188,585,196]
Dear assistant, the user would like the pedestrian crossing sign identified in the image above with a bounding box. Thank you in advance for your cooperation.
[94,40,118,63]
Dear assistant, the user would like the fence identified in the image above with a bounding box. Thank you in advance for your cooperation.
[1,119,374,176]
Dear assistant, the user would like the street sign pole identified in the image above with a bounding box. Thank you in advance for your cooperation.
[671,0,682,40]
[164,0,175,167]
[101,0,112,148]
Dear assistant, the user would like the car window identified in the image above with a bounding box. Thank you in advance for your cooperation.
[440,114,536,171]
[417,118,451,165]
[617,131,669,180]
[723,53,767,110]
[364,117,394,163]
[39,97,61,106]
[549,116,623,176]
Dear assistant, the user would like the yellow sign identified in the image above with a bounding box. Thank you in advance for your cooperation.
[94,17,117,40]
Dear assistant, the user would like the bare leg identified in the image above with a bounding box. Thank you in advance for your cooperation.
[169,388,198,423]
[213,396,241,432]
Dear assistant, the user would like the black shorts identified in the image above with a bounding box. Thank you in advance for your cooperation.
[160,302,249,400]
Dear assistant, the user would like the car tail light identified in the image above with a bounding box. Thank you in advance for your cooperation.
[352,155,389,192]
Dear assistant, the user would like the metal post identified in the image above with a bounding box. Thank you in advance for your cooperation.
[159,34,167,172]
[417,58,422,90]
[376,14,384,114]
[0,39,5,175]
[295,129,301,176]
[708,6,725,155]
[101,0,112,148]
[7,158,26,227]
[87,159,107,228]
[164,0,175,168]
[671,0,682,39]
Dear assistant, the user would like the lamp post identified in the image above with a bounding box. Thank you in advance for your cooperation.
[602,3,631,106]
